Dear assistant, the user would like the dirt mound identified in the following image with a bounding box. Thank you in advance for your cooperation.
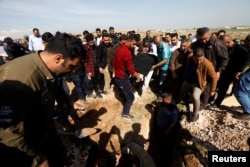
[66,82,250,166]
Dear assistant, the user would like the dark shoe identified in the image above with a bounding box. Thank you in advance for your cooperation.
[191,113,199,122]
[122,114,134,120]
[235,113,250,120]
[207,104,219,111]
[100,90,108,95]
[95,93,103,98]
[156,96,162,102]
[87,93,95,99]
[199,105,205,111]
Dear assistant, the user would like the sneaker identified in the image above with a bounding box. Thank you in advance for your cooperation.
[134,91,140,98]
[235,113,250,120]
[122,114,134,120]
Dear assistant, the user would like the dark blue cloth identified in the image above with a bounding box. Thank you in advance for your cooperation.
[185,61,198,83]
[114,78,134,115]
[72,74,91,99]
[156,103,178,129]
[234,70,250,114]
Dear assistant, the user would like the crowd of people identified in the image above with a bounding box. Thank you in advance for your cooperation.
[0,26,250,166]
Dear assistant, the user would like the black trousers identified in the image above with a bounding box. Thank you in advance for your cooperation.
[0,143,33,166]
[214,71,235,106]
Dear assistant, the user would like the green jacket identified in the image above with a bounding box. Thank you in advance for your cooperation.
[0,53,67,165]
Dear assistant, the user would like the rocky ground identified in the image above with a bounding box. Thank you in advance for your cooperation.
[66,81,250,167]
[178,93,250,166]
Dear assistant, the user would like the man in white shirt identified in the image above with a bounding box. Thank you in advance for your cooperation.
[0,41,7,65]
[28,28,43,52]
[94,28,102,46]
[170,33,181,52]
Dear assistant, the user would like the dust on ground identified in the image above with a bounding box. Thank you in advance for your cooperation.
[65,79,250,167]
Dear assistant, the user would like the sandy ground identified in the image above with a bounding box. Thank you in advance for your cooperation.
[65,80,249,166]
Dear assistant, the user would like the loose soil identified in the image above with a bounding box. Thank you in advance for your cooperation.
[64,80,250,167]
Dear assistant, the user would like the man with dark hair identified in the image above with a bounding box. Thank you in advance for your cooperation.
[113,34,142,119]
[109,26,119,45]
[192,27,229,109]
[208,35,250,110]
[164,33,172,46]
[150,92,179,166]
[233,65,250,119]
[232,34,250,119]
[28,28,43,52]
[96,33,112,94]
[143,30,153,43]
[133,33,141,56]
[169,39,193,100]
[152,35,172,98]
[178,48,217,122]
[95,28,102,46]
[188,33,193,41]
[245,34,250,51]
[82,30,90,44]
[217,29,226,40]
[83,33,102,98]
[4,37,29,59]
[83,30,89,36]
[41,32,53,49]
[0,32,85,166]
[170,33,181,52]
[152,92,179,137]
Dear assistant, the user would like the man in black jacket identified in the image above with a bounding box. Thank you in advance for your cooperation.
[95,33,112,94]
[208,35,250,110]
[4,37,29,60]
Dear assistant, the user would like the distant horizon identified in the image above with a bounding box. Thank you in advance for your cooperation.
[1,25,250,40]
[1,0,250,39]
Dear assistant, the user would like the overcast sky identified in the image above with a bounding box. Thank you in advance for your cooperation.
[0,0,249,38]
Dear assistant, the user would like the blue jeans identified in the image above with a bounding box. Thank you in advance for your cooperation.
[114,78,135,115]
[72,74,91,99]
[234,71,250,114]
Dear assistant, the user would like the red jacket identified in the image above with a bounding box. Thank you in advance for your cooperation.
[113,44,135,79]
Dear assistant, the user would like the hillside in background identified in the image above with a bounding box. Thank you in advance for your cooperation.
[114,27,250,41]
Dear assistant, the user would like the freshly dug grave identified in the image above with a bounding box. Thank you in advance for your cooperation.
[66,82,249,167]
